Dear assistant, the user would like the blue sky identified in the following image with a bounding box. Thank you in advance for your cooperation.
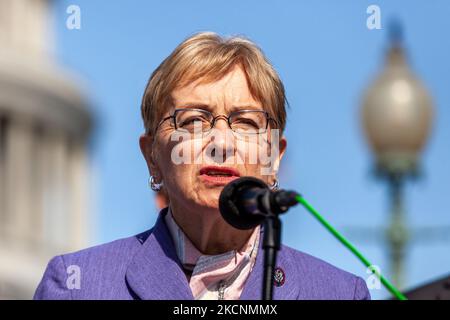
[52,1,450,299]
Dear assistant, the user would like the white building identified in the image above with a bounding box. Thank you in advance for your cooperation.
[0,0,93,299]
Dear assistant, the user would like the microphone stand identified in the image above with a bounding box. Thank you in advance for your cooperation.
[260,191,282,300]
[218,176,299,300]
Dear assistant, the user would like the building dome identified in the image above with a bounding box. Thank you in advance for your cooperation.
[0,0,93,299]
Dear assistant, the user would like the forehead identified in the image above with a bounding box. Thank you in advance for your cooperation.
[171,65,261,112]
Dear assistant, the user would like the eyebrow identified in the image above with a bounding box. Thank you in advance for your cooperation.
[176,103,263,112]
[176,103,212,111]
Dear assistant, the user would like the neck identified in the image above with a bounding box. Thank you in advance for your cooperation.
[169,201,254,255]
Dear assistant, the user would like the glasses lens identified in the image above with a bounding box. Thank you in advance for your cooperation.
[230,111,267,134]
[175,109,212,132]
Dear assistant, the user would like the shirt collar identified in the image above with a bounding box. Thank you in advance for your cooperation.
[164,205,259,272]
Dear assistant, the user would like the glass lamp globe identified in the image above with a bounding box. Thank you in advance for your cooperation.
[362,31,434,177]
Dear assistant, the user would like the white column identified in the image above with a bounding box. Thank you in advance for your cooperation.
[42,131,69,251]
[68,141,90,250]
[0,116,7,238]
[4,117,34,247]
[28,127,46,250]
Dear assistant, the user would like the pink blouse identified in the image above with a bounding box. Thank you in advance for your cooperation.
[164,206,260,300]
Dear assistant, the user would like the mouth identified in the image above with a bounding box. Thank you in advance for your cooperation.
[199,166,241,186]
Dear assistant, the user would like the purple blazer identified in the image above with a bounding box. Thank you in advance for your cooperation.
[34,207,370,300]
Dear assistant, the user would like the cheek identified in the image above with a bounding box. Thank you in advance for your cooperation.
[238,140,273,176]
[244,164,271,183]
[156,148,173,176]
[162,140,198,179]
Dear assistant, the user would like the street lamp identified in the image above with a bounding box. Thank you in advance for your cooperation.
[361,22,434,289]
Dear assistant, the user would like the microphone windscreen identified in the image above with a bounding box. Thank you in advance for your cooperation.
[219,176,268,230]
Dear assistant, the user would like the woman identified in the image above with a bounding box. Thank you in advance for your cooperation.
[34,32,370,300]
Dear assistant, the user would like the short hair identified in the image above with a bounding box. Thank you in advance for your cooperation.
[141,32,288,136]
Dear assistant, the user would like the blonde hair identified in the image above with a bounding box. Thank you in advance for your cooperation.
[141,32,288,135]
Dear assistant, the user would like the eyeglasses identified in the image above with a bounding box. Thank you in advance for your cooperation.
[154,108,276,135]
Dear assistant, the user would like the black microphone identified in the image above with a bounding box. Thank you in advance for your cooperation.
[219,176,408,300]
[219,176,300,230]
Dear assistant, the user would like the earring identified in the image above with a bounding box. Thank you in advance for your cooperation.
[269,178,279,191]
[149,176,163,192]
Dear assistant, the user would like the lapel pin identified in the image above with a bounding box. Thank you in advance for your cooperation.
[273,267,285,287]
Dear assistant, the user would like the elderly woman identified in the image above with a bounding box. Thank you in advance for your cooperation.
[34,32,370,300]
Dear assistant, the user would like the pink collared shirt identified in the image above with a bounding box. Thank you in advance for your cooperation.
[164,206,260,300]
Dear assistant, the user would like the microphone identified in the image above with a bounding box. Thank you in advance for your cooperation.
[219,176,300,300]
[219,176,300,230]
[219,176,408,300]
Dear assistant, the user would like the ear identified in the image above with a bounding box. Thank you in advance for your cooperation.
[271,135,287,182]
[279,135,287,161]
[139,133,160,179]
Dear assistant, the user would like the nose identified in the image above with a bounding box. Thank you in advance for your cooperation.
[206,116,236,163]
[212,115,229,130]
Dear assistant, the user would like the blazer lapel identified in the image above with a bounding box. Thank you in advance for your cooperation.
[126,208,299,300]
[125,207,194,300]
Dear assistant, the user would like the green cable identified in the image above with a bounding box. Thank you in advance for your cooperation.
[295,195,407,300]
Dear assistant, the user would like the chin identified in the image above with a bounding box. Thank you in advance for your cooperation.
[198,197,220,211]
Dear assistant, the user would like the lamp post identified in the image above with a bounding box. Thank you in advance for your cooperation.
[361,22,434,289]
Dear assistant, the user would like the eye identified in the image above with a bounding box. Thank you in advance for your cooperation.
[233,117,259,128]
[179,115,208,127]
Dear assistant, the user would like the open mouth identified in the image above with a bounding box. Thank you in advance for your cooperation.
[199,166,240,185]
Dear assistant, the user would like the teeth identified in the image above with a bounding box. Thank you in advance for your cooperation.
[207,171,232,176]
